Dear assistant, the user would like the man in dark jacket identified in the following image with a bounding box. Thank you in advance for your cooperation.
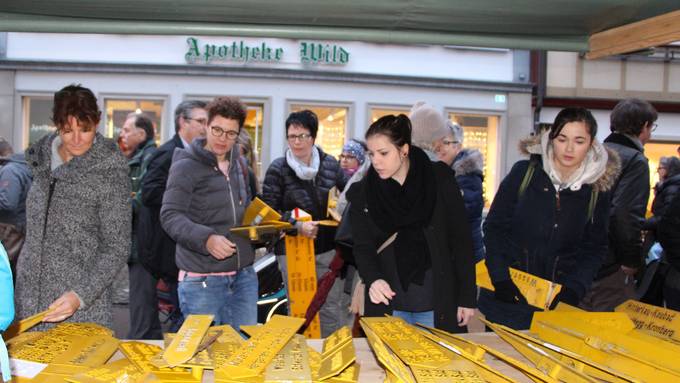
[122,113,158,339]
[0,138,32,277]
[580,98,657,312]
[133,100,207,337]
[658,192,680,310]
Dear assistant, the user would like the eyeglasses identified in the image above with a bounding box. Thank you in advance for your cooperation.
[186,117,207,125]
[651,123,658,132]
[339,154,356,161]
[210,126,239,139]
[442,139,460,146]
[287,133,312,142]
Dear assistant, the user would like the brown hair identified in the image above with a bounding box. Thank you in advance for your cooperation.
[206,97,247,128]
[52,84,101,131]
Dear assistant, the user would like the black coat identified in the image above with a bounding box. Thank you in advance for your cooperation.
[262,147,346,254]
[658,193,680,271]
[483,155,616,300]
[645,174,680,231]
[598,133,650,278]
[137,134,183,281]
[347,161,476,333]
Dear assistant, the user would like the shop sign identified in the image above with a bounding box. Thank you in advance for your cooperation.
[185,37,349,65]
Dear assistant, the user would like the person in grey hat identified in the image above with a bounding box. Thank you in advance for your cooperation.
[433,121,486,262]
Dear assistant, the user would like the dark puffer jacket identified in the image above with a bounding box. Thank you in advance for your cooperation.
[645,173,680,231]
[262,147,346,254]
[161,138,253,273]
[451,149,485,261]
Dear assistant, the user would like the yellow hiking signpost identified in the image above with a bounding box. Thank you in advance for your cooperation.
[285,208,321,339]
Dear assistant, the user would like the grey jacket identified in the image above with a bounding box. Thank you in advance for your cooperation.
[15,133,131,328]
[161,138,253,273]
[0,154,32,230]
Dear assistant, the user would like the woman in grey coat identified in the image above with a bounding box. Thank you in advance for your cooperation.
[14,85,131,328]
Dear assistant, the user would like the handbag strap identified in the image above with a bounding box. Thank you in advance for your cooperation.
[377,232,398,254]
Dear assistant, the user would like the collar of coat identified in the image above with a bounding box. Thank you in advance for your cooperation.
[26,132,127,181]
[518,133,621,193]
[604,132,645,153]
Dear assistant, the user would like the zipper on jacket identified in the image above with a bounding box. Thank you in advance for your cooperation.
[221,167,240,270]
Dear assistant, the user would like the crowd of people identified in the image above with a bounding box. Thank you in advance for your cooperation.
[2,83,680,344]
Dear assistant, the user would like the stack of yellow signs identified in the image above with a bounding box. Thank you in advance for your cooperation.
[475,261,561,310]
[360,316,487,383]
[525,305,680,382]
[7,323,120,382]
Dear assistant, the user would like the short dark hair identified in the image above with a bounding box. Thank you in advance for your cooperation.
[549,107,598,141]
[206,97,247,128]
[0,137,13,157]
[133,114,155,142]
[610,98,657,136]
[52,84,100,131]
[174,100,206,133]
[286,110,318,139]
[365,114,412,148]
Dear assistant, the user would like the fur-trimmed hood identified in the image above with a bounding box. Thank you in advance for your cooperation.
[518,133,620,192]
[452,148,484,177]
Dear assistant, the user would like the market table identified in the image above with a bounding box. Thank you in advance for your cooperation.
[115,332,534,382]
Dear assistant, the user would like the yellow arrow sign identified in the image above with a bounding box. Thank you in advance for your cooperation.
[162,315,214,367]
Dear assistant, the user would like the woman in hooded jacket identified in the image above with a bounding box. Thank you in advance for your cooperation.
[161,97,256,330]
[347,114,476,333]
[480,107,620,330]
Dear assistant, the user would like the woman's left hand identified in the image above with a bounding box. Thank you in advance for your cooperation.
[457,306,475,327]
[43,291,81,323]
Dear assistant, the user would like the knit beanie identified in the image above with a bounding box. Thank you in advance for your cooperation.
[409,102,448,148]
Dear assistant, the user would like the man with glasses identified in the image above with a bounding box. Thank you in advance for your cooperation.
[580,98,658,312]
[135,100,207,336]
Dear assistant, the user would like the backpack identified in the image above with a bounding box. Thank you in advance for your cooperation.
[518,159,598,222]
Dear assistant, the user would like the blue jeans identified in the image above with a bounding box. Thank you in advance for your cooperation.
[392,310,434,328]
[178,266,258,330]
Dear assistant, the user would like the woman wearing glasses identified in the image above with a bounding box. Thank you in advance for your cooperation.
[262,110,347,337]
[161,97,256,329]
[433,121,485,262]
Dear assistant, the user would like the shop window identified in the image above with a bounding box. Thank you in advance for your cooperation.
[290,104,347,158]
[448,112,500,208]
[369,107,410,125]
[104,98,164,145]
[242,104,264,177]
[644,141,680,214]
[22,96,56,147]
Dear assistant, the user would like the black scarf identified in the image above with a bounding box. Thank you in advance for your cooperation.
[366,146,437,291]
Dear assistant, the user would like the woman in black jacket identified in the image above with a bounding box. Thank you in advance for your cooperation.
[262,110,347,337]
[347,114,476,333]
[480,107,619,330]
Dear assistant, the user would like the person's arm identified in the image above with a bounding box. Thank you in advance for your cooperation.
[558,191,611,304]
[438,165,476,308]
[456,174,483,224]
[483,161,528,284]
[140,149,171,207]
[161,158,216,255]
[609,156,649,270]
[0,165,25,212]
[72,165,132,308]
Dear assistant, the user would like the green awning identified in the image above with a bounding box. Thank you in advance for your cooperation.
[0,1,678,52]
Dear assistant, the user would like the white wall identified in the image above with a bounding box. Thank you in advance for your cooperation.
[7,33,514,82]
[14,70,512,169]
